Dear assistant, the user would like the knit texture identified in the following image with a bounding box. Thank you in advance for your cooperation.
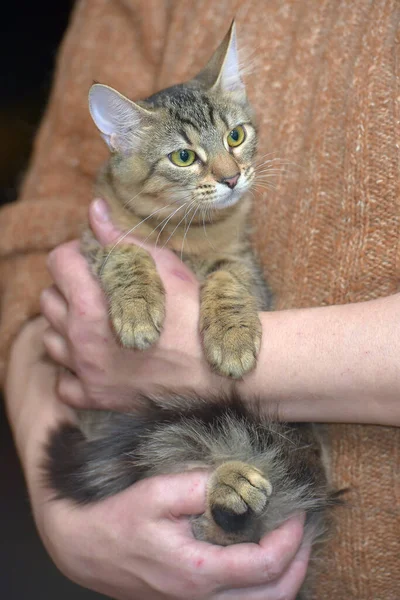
[0,1,399,597]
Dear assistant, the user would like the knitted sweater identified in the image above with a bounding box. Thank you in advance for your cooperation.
[1,1,399,597]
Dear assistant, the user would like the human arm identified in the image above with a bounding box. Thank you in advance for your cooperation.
[42,198,400,427]
[239,296,400,426]
[4,315,309,600]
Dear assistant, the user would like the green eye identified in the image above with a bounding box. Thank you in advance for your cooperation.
[169,149,196,167]
[227,125,246,148]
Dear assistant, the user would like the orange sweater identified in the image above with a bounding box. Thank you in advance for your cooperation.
[0,1,399,597]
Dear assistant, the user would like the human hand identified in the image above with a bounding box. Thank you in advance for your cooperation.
[41,198,231,410]
[5,316,310,600]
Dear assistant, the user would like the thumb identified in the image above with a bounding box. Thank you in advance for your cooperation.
[89,197,127,246]
[89,198,194,279]
[144,471,209,519]
[89,197,156,253]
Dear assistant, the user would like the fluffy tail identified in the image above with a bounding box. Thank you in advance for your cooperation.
[44,421,141,503]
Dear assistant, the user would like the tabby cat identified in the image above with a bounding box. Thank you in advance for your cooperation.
[45,23,337,595]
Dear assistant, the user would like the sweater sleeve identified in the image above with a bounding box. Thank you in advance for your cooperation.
[0,0,169,384]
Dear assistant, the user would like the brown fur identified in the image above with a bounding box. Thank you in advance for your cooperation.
[82,24,268,380]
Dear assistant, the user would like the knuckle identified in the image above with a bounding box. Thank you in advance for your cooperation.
[67,319,88,347]
[261,553,282,582]
[47,245,69,272]
[67,322,107,377]
[70,287,106,324]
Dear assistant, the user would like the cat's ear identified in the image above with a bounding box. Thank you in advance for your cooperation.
[89,84,152,153]
[195,21,245,96]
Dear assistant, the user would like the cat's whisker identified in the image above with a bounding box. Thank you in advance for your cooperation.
[255,164,289,171]
[256,159,303,171]
[160,200,198,250]
[132,191,195,253]
[154,202,190,248]
[180,204,200,260]
[202,210,217,251]
[123,188,146,209]
[124,201,195,263]
[255,157,297,168]
[253,152,279,167]
[255,176,286,183]
[253,181,278,190]
[255,166,289,174]
[255,173,287,181]
[253,185,276,194]
[99,202,178,273]
[154,201,192,249]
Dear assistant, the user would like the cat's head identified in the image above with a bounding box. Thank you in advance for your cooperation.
[89,22,256,217]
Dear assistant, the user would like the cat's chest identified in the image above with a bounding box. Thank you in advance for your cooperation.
[109,196,250,263]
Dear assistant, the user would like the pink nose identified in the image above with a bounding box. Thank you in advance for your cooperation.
[221,173,240,189]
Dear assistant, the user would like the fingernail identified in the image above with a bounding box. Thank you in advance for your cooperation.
[92,198,109,222]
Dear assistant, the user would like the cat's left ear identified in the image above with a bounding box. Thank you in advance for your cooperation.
[195,21,245,97]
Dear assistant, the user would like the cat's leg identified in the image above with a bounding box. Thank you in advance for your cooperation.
[192,461,272,545]
[81,230,165,349]
[200,259,262,378]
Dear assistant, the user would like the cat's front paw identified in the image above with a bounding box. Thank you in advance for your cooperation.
[202,312,262,378]
[110,293,165,350]
[98,244,165,350]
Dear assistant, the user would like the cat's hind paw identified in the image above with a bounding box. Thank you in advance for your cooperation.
[208,461,272,535]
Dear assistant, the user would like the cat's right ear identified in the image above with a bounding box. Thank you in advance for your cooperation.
[89,84,151,153]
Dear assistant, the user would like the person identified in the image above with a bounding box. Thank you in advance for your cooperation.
[1,1,399,599]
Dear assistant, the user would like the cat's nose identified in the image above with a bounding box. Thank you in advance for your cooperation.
[221,173,240,189]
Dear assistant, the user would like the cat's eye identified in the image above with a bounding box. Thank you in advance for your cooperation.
[169,149,196,167]
[227,125,246,148]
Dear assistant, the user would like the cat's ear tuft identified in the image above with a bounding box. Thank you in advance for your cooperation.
[89,84,150,153]
[195,21,245,96]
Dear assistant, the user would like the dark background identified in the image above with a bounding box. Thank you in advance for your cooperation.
[1,2,106,598]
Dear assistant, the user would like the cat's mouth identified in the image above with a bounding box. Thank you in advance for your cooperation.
[214,189,244,209]
[213,179,249,209]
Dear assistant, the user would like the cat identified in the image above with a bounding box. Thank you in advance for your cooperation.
[45,22,338,596]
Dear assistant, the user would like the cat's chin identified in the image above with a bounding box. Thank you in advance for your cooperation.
[213,190,244,210]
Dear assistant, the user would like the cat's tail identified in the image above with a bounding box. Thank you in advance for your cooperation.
[44,420,141,503]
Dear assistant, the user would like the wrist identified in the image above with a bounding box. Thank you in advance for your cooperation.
[236,296,400,425]
[5,316,74,475]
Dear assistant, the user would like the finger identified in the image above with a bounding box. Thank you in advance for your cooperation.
[47,241,107,321]
[136,471,209,518]
[90,198,126,246]
[216,541,311,600]
[206,513,306,588]
[43,328,74,370]
[57,369,86,407]
[266,541,311,600]
[40,286,68,335]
